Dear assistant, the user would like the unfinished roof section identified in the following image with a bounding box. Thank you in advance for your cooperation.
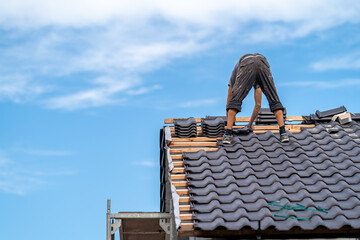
[160,107,360,238]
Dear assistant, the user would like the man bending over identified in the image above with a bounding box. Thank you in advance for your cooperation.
[223,53,289,144]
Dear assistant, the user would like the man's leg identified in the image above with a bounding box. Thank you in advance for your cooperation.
[257,57,289,142]
[274,109,285,127]
[223,58,257,144]
[226,109,237,130]
[247,86,262,129]
[223,108,237,144]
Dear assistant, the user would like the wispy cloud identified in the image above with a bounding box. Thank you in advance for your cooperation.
[1,0,359,29]
[132,160,157,167]
[127,85,162,95]
[0,149,75,195]
[311,53,360,71]
[12,148,74,156]
[0,154,9,166]
[1,25,209,110]
[1,1,360,109]
[30,170,77,177]
[178,98,220,108]
[45,76,132,110]
[0,74,50,102]
[280,79,360,88]
[0,172,46,195]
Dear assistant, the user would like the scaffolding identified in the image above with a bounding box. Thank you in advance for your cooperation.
[106,199,177,240]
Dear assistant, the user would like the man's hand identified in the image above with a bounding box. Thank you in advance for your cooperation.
[246,123,254,130]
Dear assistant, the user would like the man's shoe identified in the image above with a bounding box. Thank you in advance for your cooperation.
[280,132,290,143]
[222,133,232,144]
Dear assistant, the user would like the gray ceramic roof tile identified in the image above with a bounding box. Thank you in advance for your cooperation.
[201,118,225,138]
[304,107,360,123]
[204,116,227,121]
[183,120,360,232]
[202,127,225,132]
[316,106,347,118]
[174,117,198,138]
[174,117,197,127]
[256,108,287,124]
[201,118,225,126]
[175,127,197,132]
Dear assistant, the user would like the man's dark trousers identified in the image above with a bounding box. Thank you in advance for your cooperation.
[227,54,284,113]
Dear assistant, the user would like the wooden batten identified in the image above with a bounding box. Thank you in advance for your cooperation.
[172,181,187,187]
[170,174,186,180]
[180,214,193,220]
[169,142,218,147]
[173,161,184,167]
[172,169,185,174]
[165,118,202,124]
[171,137,220,142]
[171,154,183,160]
[170,148,218,154]
[179,197,190,203]
[179,223,194,230]
[176,189,189,195]
[164,116,304,124]
[171,167,185,173]
[179,205,191,211]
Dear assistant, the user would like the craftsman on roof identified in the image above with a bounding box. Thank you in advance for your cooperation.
[223,53,289,143]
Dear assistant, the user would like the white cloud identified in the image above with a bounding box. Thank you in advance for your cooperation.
[280,79,360,88]
[0,173,45,195]
[0,149,75,195]
[46,89,126,110]
[30,170,77,177]
[45,76,133,110]
[127,85,162,95]
[0,155,9,166]
[132,160,157,167]
[311,53,360,71]
[178,98,220,108]
[0,74,49,102]
[0,151,41,195]
[0,23,210,109]
[1,0,359,29]
[1,1,360,109]
[12,148,73,156]
[66,29,210,74]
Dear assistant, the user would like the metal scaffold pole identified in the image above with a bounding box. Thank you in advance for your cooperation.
[106,199,111,240]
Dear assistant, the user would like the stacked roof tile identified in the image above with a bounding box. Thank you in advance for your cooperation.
[174,117,197,138]
[161,106,360,238]
[201,118,225,138]
[256,108,286,124]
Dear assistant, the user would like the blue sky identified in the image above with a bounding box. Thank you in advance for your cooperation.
[1,1,360,239]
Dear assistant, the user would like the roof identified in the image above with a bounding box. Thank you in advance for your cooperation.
[160,107,360,238]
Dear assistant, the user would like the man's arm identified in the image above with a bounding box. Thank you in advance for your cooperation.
[247,87,262,129]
